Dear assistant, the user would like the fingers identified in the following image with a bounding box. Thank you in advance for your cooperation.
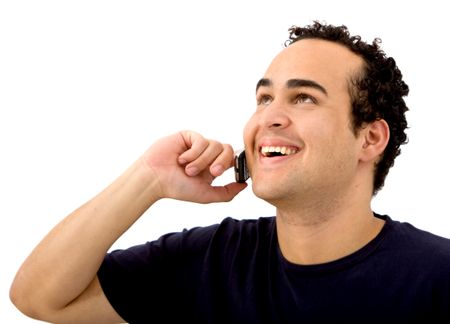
[147,130,248,204]
[178,131,234,177]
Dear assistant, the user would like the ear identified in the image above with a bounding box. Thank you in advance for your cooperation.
[359,119,390,163]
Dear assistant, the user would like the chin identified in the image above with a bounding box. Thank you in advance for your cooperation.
[251,177,285,202]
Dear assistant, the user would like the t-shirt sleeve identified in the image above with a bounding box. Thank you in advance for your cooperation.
[97,224,218,322]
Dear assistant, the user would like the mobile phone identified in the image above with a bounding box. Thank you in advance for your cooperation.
[234,149,250,183]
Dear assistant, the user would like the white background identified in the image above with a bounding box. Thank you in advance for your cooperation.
[1,0,449,322]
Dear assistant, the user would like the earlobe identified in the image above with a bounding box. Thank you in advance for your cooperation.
[359,119,390,162]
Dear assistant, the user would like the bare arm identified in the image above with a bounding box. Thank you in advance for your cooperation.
[10,130,247,323]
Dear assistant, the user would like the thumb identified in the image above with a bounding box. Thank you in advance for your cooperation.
[198,182,248,204]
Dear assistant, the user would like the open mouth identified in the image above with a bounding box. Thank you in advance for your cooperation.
[260,146,299,157]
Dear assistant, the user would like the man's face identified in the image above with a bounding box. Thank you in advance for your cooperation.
[243,39,366,208]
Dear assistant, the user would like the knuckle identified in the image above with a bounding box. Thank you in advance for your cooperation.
[209,139,220,148]
[223,144,233,153]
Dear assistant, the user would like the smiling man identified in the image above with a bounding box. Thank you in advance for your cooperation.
[245,37,387,266]
[10,22,450,323]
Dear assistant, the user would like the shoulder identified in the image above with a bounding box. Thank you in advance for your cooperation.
[382,215,450,268]
[389,217,450,249]
[155,217,275,251]
[180,216,276,247]
[214,216,275,234]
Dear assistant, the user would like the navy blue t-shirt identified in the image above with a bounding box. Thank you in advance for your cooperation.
[98,215,450,323]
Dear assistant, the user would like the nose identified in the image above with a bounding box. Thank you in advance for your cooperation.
[261,102,290,129]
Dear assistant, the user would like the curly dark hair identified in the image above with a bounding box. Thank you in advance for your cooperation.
[286,21,409,195]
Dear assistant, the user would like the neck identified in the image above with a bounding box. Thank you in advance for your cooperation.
[275,189,384,265]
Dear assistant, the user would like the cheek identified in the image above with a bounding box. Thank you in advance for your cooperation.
[302,115,336,145]
[243,115,257,147]
[312,128,359,173]
[303,116,354,159]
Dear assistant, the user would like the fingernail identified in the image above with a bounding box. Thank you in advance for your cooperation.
[185,166,198,176]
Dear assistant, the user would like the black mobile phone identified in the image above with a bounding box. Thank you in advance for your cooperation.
[234,149,249,183]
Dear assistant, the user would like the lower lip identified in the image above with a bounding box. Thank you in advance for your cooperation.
[258,152,299,164]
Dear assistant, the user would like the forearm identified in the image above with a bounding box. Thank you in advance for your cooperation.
[10,158,160,315]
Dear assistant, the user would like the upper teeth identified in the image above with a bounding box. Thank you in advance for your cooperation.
[261,146,298,156]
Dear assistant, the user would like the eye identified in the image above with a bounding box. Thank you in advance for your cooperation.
[257,94,273,106]
[295,93,316,104]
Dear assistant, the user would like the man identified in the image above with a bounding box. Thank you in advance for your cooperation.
[10,22,450,323]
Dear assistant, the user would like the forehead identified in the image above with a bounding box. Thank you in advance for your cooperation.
[263,39,364,92]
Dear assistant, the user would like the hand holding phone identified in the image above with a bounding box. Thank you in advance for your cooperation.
[234,149,249,183]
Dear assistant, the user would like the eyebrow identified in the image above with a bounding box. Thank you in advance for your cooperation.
[255,78,328,96]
